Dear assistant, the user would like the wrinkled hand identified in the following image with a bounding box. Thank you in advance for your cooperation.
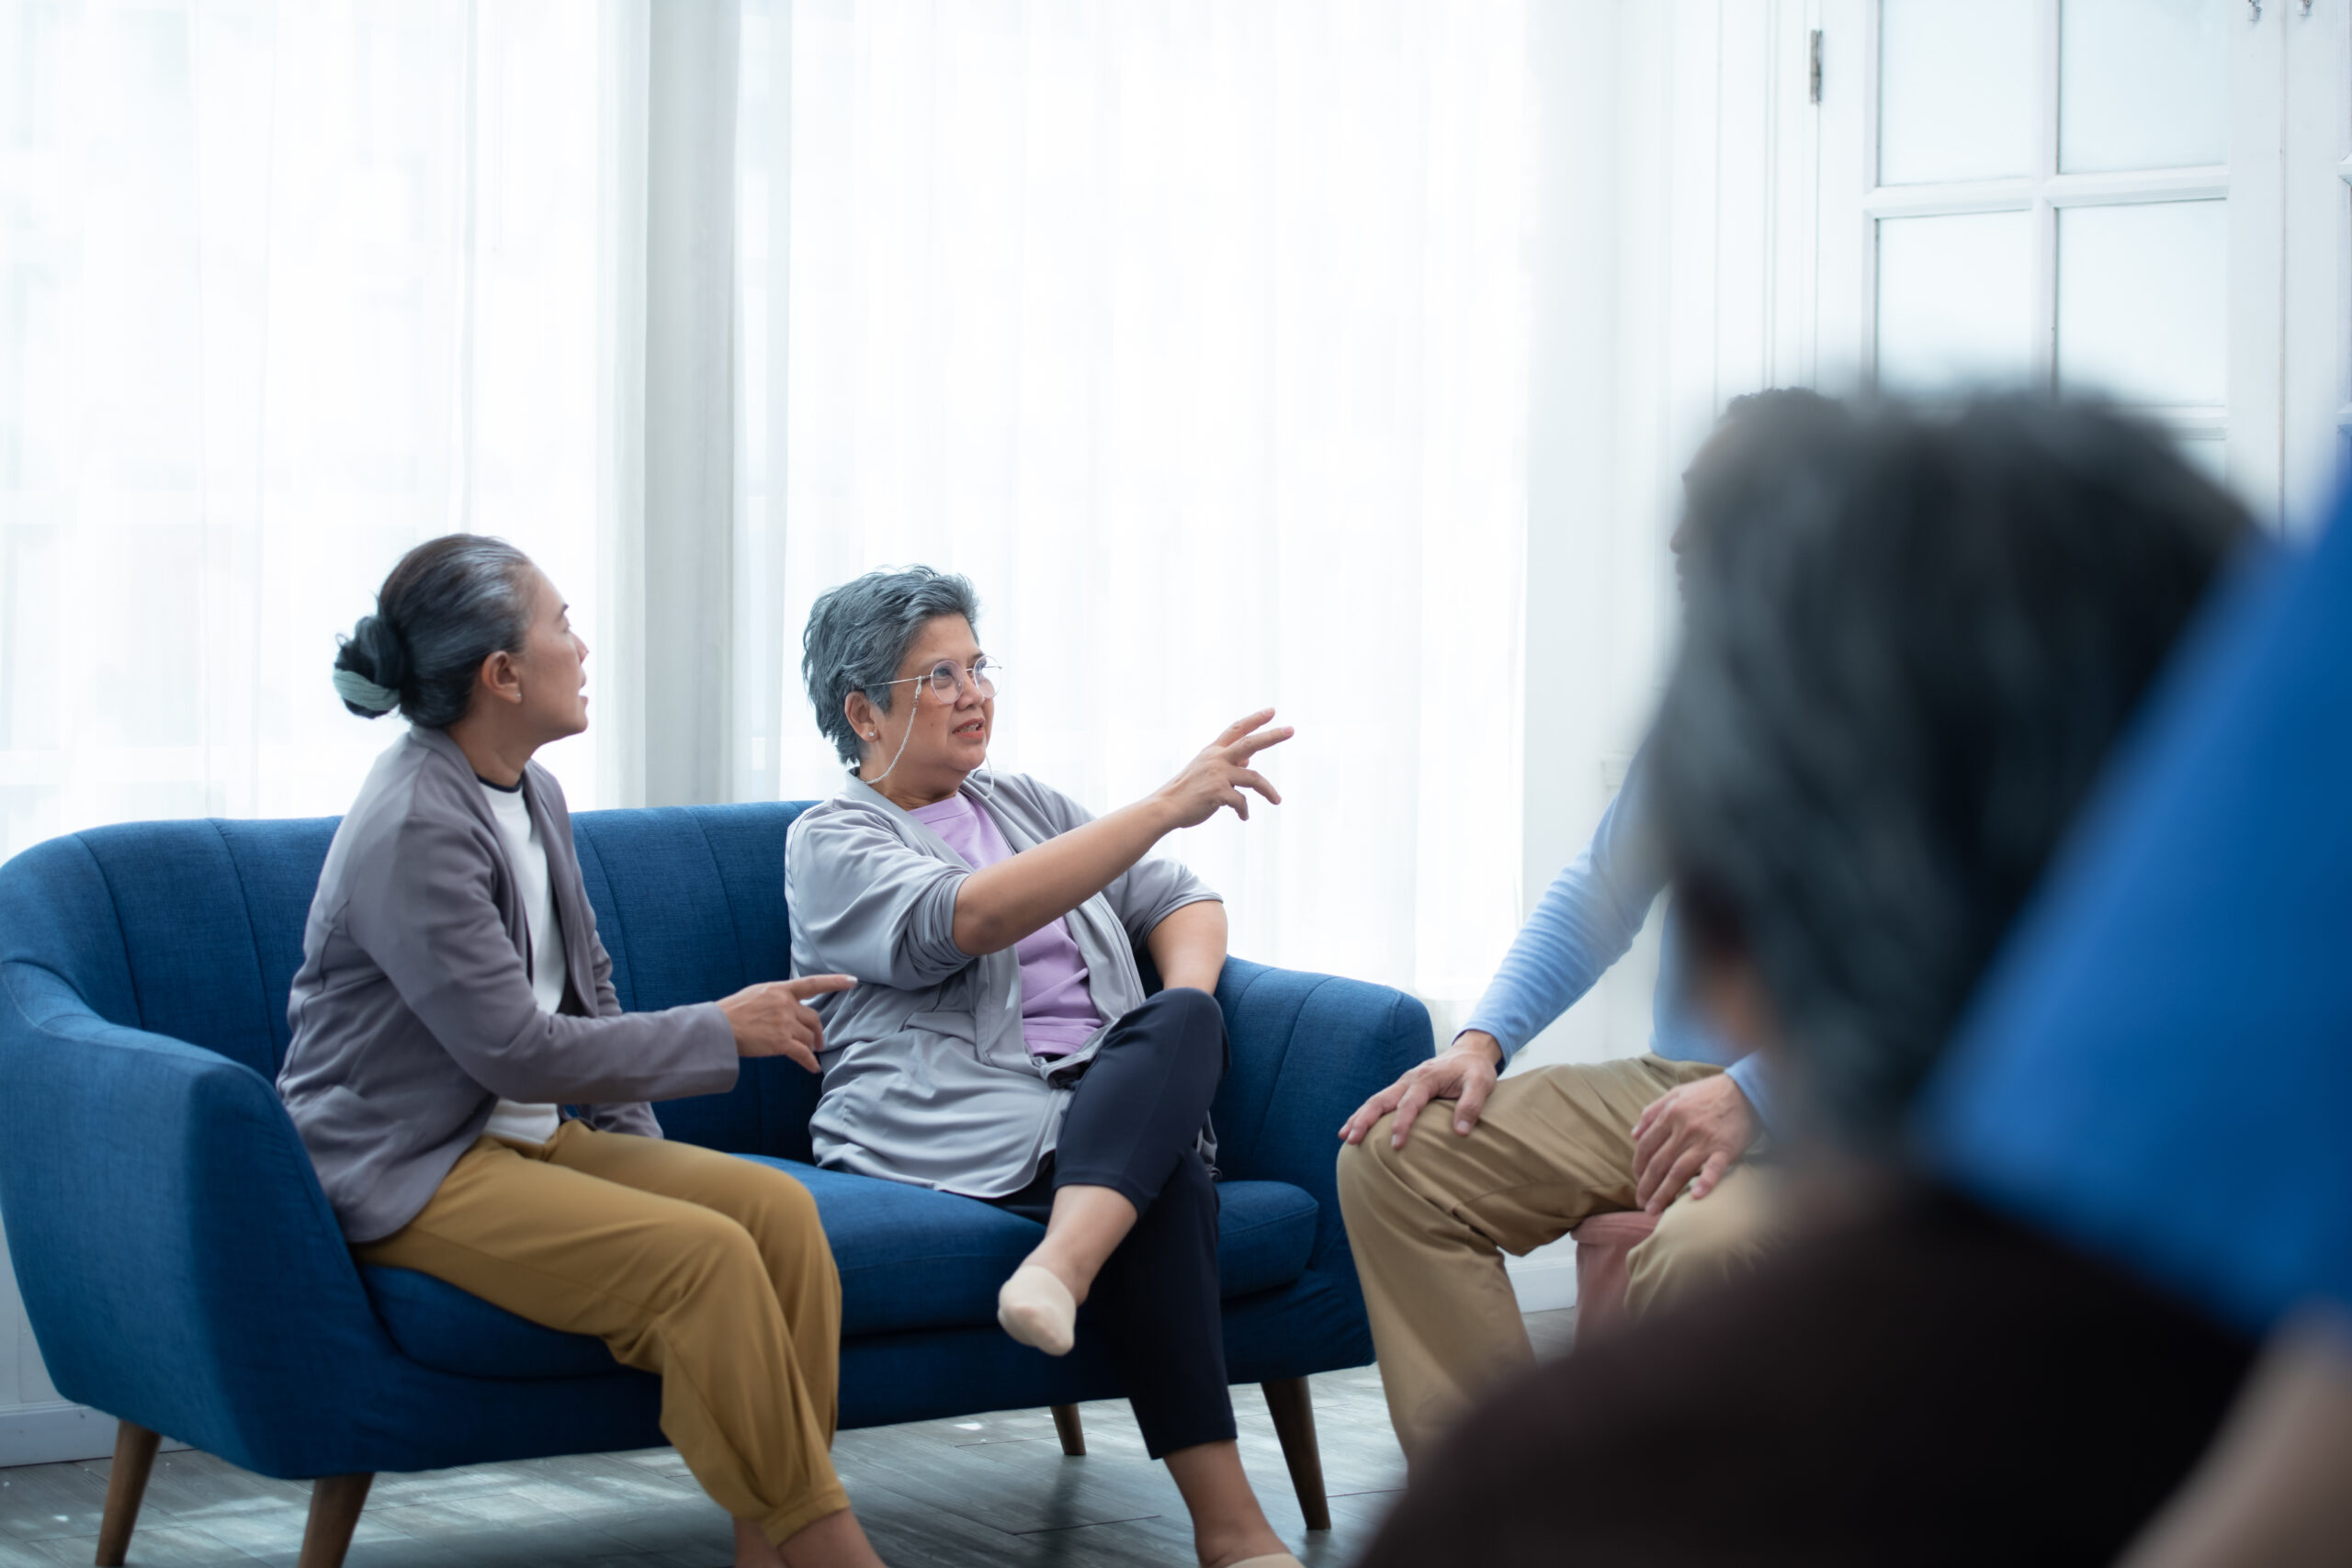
[718,975,855,1073]
[1340,1032,1505,1148]
[1631,1072,1757,1213]
[1156,709,1294,827]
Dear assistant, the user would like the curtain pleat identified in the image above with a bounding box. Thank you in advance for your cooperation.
[736,0,1529,1001]
[0,0,643,852]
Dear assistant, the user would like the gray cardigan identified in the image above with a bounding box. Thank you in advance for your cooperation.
[277,727,739,1243]
[786,773,1220,1198]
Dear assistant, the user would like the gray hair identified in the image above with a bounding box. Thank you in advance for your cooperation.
[334,535,537,729]
[1649,397,2247,1151]
[800,566,982,765]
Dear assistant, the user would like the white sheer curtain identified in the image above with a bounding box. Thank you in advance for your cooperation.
[739,0,1530,1003]
[0,0,637,862]
[0,0,1532,1007]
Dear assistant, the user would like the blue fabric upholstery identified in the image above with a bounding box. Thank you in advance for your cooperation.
[364,1173,1319,1382]
[0,800,1432,1481]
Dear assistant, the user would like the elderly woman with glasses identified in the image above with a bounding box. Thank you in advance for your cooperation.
[786,567,1300,1568]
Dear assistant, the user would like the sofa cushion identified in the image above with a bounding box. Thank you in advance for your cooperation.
[362,1262,620,1382]
[1204,1177,1323,1299]
[764,1159,1323,1336]
[363,1158,1324,1381]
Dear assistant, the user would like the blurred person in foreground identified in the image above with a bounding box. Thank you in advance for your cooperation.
[1335,389,1844,1463]
[786,568,1303,1568]
[1917,471,2352,1565]
[1356,397,2257,1567]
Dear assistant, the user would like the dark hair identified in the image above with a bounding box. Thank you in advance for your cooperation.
[334,536,537,728]
[799,567,983,766]
[1649,397,2250,1148]
[1686,387,1847,503]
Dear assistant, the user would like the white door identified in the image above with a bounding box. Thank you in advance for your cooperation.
[1815,0,2350,535]
[2283,0,2352,530]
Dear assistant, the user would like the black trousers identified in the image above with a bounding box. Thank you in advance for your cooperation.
[995,987,1234,1459]
[1357,1183,2255,1568]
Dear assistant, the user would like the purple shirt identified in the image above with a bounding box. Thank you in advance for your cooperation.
[909,793,1104,1057]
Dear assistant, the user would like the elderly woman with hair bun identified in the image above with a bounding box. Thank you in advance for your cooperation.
[277,536,895,1568]
[788,567,1301,1568]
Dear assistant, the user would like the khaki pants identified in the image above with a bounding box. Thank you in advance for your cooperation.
[356,1122,848,1544]
[1335,1055,1781,1462]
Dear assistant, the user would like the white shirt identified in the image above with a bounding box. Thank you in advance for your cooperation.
[480,779,565,1145]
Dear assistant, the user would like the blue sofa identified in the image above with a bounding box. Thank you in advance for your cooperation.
[0,803,1431,1566]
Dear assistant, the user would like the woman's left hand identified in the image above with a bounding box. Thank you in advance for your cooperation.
[1152,710,1294,827]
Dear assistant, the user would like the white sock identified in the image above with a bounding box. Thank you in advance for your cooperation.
[997,1264,1077,1357]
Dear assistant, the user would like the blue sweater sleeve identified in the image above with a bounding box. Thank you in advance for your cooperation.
[1724,1053,1775,1130]
[1460,769,1665,1063]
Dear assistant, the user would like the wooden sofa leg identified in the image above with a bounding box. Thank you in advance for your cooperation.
[95,1421,162,1566]
[296,1474,374,1568]
[1049,1404,1087,1456]
[1262,1378,1331,1531]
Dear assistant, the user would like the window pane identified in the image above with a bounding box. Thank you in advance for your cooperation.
[1879,0,2036,186]
[1877,210,2036,391]
[2060,0,2229,174]
[2057,200,2227,405]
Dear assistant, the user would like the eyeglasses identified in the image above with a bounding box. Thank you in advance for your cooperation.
[872,659,1003,704]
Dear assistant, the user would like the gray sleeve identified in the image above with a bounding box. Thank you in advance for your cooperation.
[786,807,975,989]
[1025,781,1222,947]
[588,931,622,1018]
[1110,856,1223,947]
[577,1102,664,1137]
[573,938,665,1137]
[345,811,740,1106]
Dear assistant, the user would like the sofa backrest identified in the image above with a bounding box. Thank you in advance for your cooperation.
[571,804,818,1156]
[0,802,818,1158]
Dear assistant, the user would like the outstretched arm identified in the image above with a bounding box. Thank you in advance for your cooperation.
[951,710,1291,955]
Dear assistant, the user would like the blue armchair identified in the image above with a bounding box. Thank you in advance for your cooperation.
[0,803,1431,1567]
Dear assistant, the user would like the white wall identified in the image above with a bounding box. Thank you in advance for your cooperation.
[0,1211,54,1410]
[0,1208,111,1466]
[1510,0,1821,1077]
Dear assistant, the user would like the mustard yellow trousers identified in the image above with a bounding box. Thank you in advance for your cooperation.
[356,1121,848,1544]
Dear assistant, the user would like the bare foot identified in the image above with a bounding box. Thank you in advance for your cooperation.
[733,1517,784,1568]
[1165,1440,1288,1568]
[1197,1528,1293,1568]
[1021,1184,1139,1308]
[1020,1245,1092,1307]
[737,1510,888,1568]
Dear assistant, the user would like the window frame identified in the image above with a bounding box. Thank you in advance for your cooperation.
[1815,0,2296,527]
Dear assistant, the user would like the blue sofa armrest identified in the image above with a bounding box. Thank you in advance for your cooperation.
[1211,956,1433,1266]
[0,960,401,1475]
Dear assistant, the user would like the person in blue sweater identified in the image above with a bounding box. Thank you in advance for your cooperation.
[1335,389,1839,1462]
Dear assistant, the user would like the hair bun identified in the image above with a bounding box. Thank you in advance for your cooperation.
[333,614,411,718]
[350,615,411,688]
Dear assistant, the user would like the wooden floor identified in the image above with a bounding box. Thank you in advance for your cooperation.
[0,1312,1576,1568]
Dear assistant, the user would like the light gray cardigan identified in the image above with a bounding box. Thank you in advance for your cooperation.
[786,773,1220,1198]
[277,727,739,1243]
